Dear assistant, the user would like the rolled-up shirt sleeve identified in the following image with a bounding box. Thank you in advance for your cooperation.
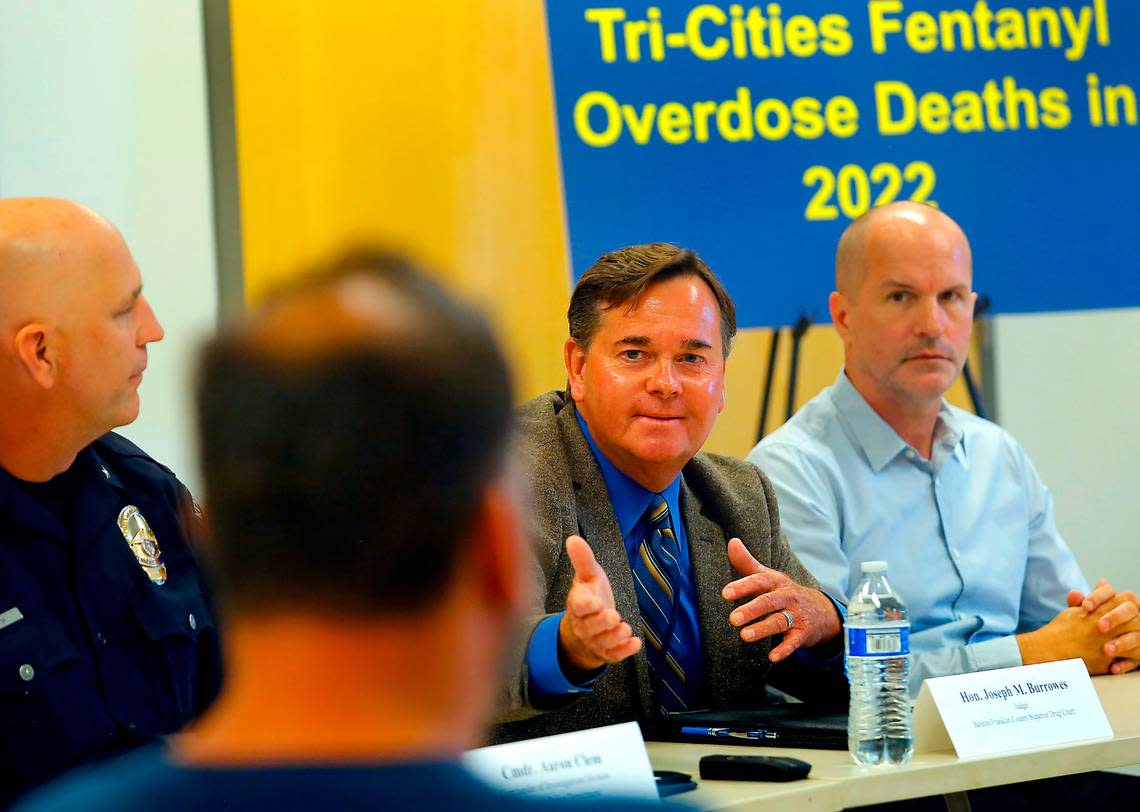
[1015,446,1089,632]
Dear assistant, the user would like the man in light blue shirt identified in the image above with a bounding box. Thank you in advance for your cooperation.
[749,201,1139,697]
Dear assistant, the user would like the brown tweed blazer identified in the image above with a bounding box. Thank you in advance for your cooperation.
[493,391,842,743]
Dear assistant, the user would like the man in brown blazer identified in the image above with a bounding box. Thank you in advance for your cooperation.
[496,244,845,741]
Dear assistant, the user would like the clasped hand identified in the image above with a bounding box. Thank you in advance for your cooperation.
[1065,579,1140,674]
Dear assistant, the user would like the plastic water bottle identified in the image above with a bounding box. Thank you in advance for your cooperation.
[845,560,913,766]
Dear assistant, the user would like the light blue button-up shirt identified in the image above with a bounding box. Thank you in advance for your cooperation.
[748,370,1088,696]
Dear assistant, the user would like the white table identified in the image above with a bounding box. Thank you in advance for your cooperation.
[647,671,1139,810]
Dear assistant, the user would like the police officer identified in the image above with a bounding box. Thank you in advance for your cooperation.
[0,198,221,804]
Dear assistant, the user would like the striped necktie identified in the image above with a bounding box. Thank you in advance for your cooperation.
[631,494,692,713]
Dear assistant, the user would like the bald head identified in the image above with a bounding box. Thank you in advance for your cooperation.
[828,201,977,427]
[0,198,164,478]
[835,201,972,298]
[0,198,130,331]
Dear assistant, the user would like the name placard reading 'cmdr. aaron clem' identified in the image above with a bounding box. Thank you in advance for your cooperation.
[463,722,659,800]
[544,1,1140,327]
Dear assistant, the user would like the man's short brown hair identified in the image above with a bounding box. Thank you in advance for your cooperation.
[567,243,737,356]
[196,249,513,615]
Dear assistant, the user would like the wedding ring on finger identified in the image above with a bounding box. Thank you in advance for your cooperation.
[778,609,794,631]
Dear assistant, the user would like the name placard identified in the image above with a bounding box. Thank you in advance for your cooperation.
[917,659,1112,758]
[463,721,658,802]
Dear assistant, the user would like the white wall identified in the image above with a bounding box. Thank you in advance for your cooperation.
[0,0,218,495]
[998,308,1140,779]
[994,308,1140,596]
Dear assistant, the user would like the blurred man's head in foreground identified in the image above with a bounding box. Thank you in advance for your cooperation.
[189,248,526,760]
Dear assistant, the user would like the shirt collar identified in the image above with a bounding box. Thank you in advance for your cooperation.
[829,369,965,473]
[0,445,121,542]
[574,410,681,539]
[932,401,966,471]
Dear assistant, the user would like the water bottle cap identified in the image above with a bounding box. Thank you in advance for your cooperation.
[860,560,887,573]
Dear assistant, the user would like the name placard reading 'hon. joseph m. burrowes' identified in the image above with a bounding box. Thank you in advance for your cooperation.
[917,658,1112,758]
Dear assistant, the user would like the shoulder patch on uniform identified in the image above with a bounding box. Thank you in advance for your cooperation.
[93,432,179,479]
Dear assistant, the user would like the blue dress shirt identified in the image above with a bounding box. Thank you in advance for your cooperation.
[748,370,1088,695]
[526,413,703,701]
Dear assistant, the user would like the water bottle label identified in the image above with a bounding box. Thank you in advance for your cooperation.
[847,626,909,657]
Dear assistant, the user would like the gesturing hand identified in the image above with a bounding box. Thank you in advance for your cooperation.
[557,535,642,672]
[721,538,842,663]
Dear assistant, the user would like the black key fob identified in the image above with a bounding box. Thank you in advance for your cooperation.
[699,754,812,782]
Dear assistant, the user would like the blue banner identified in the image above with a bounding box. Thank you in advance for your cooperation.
[545,1,1140,327]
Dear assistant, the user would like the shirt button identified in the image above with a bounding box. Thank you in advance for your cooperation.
[188,613,197,631]
[905,449,916,461]
[18,664,34,682]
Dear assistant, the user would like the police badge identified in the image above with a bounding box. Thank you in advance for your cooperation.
[118,505,167,585]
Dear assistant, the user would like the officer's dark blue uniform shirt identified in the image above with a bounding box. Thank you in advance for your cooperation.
[0,432,222,805]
